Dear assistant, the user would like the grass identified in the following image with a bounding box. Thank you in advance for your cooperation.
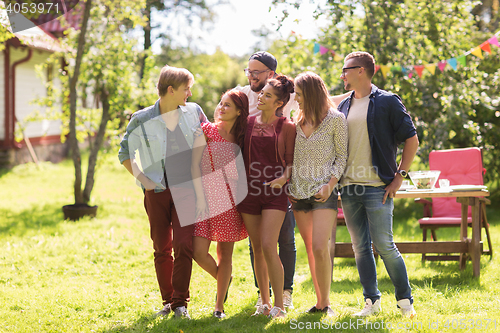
[0,154,499,332]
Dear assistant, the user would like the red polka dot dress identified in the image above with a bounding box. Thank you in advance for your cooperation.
[193,123,248,242]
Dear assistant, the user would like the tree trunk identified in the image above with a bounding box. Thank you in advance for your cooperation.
[83,90,110,204]
[139,2,152,82]
[68,0,92,204]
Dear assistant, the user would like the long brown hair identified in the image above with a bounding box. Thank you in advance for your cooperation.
[216,89,249,148]
[294,72,334,127]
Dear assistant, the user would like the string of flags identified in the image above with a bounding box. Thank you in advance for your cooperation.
[313,30,500,79]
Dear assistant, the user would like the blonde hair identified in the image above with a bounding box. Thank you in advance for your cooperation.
[294,72,334,127]
[157,66,194,97]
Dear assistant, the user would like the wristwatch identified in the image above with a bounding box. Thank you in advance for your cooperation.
[397,169,408,178]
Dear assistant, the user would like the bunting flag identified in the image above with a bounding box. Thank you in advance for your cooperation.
[380,65,391,78]
[457,55,467,66]
[414,65,425,78]
[312,30,499,79]
[470,46,484,59]
[425,64,436,75]
[438,61,447,72]
[447,58,458,71]
[488,36,499,47]
[313,43,320,54]
[480,42,491,54]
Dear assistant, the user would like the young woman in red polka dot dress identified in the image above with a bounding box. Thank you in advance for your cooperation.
[191,90,249,318]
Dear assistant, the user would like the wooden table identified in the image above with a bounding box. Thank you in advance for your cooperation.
[332,189,489,277]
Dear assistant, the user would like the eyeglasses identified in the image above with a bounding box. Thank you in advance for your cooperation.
[244,68,270,78]
[341,66,362,75]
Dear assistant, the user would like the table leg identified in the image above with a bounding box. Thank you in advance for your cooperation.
[471,197,481,278]
[459,202,468,270]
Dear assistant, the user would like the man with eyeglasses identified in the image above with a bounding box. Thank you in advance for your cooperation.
[337,51,419,318]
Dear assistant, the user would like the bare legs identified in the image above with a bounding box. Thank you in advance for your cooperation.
[294,209,336,309]
[242,209,286,311]
[193,236,234,312]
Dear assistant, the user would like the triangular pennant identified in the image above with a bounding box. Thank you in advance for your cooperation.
[438,61,447,72]
[380,65,391,78]
[391,66,401,72]
[447,58,458,71]
[313,43,320,54]
[457,55,467,66]
[471,46,484,59]
[424,64,436,75]
[414,65,425,78]
[319,45,329,55]
[401,67,408,75]
[480,42,491,54]
[374,65,380,74]
[488,36,499,47]
[334,54,343,62]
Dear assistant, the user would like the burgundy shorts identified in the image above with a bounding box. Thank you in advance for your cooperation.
[237,182,288,214]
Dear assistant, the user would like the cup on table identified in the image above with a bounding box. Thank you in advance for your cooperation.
[439,179,450,188]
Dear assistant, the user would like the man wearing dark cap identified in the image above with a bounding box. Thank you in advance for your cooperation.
[235,51,298,310]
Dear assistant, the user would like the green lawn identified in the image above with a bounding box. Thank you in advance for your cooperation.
[0,155,499,332]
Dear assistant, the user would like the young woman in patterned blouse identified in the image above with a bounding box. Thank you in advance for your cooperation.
[288,72,348,316]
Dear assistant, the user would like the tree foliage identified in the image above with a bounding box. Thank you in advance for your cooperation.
[272,0,500,190]
[157,46,248,120]
[57,0,145,204]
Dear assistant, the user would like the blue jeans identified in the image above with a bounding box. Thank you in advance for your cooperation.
[340,185,412,303]
[249,205,296,292]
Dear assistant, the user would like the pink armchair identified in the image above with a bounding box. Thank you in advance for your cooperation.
[417,147,493,262]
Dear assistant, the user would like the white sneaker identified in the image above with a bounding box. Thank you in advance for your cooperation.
[255,294,262,307]
[354,299,381,317]
[252,304,270,316]
[283,290,294,309]
[397,299,416,318]
[268,306,286,319]
[155,303,171,317]
[173,306,190,319]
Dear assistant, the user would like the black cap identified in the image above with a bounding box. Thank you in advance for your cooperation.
[249,51,277,72]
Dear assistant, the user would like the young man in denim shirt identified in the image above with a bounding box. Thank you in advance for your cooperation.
[119,66,207,319]
[337,52,419,318]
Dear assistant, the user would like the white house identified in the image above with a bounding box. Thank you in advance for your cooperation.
[1,22,67,167]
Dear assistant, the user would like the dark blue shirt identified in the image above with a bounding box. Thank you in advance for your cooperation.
[338,85,417,185]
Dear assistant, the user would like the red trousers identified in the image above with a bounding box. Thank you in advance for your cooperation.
[144,187,195,309]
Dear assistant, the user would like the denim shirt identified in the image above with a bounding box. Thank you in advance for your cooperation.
[118,100,208,192]
[337,85,417,185]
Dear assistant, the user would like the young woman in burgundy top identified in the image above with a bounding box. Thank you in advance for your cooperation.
[237,75,296,319]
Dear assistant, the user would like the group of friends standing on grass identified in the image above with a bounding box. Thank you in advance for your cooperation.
[118,50,420,320]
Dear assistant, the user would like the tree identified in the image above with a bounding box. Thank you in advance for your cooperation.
[271,0,500,190]
[62,0,145,205]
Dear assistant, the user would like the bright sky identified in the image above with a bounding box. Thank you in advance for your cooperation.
[153,0,330,56]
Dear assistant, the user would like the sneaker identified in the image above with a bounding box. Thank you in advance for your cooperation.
[255,294,262,307]
[397,299,416,318]
[252,304,270,316]
[354,299,381,317]
[173,306,190,319]
[268,306,286,319]
[213,310,226,319]
[307,305,321,313]
[155,303,171,317]
[283,290,294,309]
[322,306,336,317]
